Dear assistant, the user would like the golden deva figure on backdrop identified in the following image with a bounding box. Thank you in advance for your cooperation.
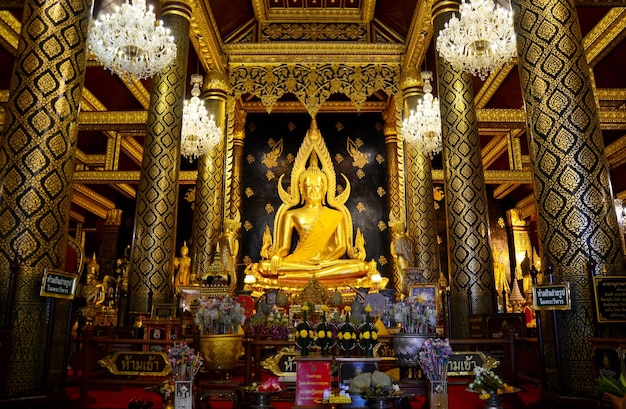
[256,117,369,285]
[173,241,192,290]
[218,218,241,285]
[389,218,414,296]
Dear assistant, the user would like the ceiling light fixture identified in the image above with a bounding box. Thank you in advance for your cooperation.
[181,74,222,161]
[88,0,177,81]
[436,0,517,80]
[402,71,442,158]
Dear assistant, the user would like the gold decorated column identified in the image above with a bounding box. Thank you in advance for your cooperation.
[0,0,90,397]
[228,105,247,223]
[382,97,410,295]
[432,0,495,339]
[512,0,625,395]
[402,68,439,285]
[128,0,192,313]
[191,71,227,275]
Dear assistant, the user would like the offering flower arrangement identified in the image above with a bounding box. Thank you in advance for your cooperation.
[247,310,268,338]
[267,308,289,340]
[418,338,453,381]
[195,295,245,335]
[358,304,379,357]
[244,377,283,393]
[337,306,357,356]
[158,379,175,400]
[168,342,203,381]
[394,295,436,334]
[295,304,315,355]
[316,305,334,356]
[468,366,518,399]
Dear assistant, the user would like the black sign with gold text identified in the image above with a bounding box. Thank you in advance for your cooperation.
[594,276,626,323]
[98,351,172,376]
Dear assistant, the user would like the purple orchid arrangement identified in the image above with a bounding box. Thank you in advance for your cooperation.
[418,338,453,381]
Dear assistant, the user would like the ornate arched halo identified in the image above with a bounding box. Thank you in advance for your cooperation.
[274,116,353,246]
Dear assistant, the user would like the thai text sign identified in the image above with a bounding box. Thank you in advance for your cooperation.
[594,276,626,323]
[262,348,298,377]
[447,351,496,376]
[40,269,77,300]
[98,351,172,376]
[532,283,571,310]
[295,357,332,406]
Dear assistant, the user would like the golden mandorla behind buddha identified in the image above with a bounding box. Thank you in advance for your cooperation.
[254,117,370,286]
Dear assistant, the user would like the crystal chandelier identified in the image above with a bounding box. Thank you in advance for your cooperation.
[402,71,442,158]
[436,0,517,80]
[181,74,222,161]
[88,0,177,81]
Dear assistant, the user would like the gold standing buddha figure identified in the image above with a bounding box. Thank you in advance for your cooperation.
[255,118,369,286]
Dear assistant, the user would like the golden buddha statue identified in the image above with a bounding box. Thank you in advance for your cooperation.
[255,117,369,285]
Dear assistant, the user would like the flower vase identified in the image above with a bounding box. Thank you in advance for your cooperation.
[366,397,393,409]
[250,391,276,409]
[428,380,448,409]
[174,380,193,409]
[365,348,373,358]
[483,393,503,409]
[162,397,175,409]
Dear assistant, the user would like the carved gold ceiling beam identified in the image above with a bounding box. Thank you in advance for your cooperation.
[597,88,626,109]
[111,183,137,199]
[515,195,537,221]
[606,134,626,168]
[598,110,626,130]
[69,209,85,224]
[0,11,19,53]
[119,134,144,167]
[0,107,594,131]
[252,0,370,22]
[71,184,116,219]
[476,109,526,127]
[493,183,521,200]
[474,62,516,109]
[482,133,508,168]
[431,169,532,184]
[73,170,199,184]
[241,100,389,113]
[583,8,626,67]
[73,183,116,209]
[124,79,151,110]
[78,111,148,131]
[191,0,226,73]
[401,0,433,73]
[225,42,404,64]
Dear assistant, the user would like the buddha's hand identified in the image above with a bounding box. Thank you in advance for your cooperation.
[270,255,282,275]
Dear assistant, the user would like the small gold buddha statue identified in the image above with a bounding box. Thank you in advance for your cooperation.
[255,117,369,285]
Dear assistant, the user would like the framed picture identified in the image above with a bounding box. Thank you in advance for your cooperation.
[408,284,439,331]
[179,287,202,312]
[409,283,438,303]
[151,303,176,319]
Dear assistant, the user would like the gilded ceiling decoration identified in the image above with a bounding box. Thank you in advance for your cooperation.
[229,62,399,116]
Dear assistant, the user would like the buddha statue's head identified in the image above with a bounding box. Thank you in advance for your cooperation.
[299,154,328,205]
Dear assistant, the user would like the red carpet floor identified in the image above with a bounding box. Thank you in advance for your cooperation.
[66,383,541,409]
